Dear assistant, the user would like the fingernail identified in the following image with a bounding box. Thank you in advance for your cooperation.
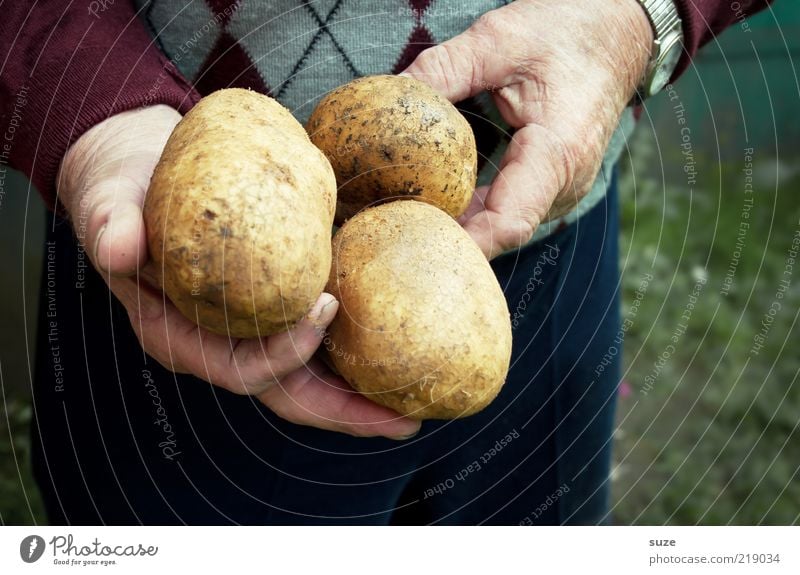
[307,295,338,326]
[392,428,421,441]
[317,300,339,325]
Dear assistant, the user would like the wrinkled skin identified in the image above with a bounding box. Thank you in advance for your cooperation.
[403,0,652,259]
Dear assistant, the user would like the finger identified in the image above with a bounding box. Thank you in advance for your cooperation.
[108,274,191,373]
[462,124,571,259]
[224,293,339,393]
[258,358,422,439]
[456,185,490,225]
[115,279,418,440]
[400,17,511,102]
[89,182,148,276]
[114,273,340,394]
[63,106,181,277]
[111,275,417,439]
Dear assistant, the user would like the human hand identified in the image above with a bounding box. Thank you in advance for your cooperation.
[403,0,653,259]
[58,105,420,439]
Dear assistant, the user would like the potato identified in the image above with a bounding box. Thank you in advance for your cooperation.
[144,88,336,338]
[306,75,477,223]
[325,201,512,419]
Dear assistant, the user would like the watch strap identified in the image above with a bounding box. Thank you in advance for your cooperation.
[633,0,683,101]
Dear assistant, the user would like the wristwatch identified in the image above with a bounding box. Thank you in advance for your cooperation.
[632,0,684,99]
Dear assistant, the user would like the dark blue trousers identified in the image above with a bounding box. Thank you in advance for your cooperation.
[32,178,620,525]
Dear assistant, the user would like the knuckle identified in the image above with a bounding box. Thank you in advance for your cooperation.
[209,371,248,395]
[498,216,536,253]
[417,43,480,96]
[85,197,112,225]
[541,128,597,220]
[475,10,505,37]
[417,45,455,81]
[540,128,578,197]
[225,360,279,397]
[241,376,277,396]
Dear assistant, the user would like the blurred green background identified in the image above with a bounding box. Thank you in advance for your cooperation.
[613,3,800,524]
[1,3,798,525]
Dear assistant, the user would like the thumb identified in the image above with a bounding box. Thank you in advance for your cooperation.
[461,124,569,259]
[86,178,148,276]
[400,27,496,103]
[60,105,182,276]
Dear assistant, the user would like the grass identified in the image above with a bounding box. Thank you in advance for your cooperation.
[0,387,44,524]
[612,126,800,525]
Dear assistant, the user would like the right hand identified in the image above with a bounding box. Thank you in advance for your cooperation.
[58,105,420,440]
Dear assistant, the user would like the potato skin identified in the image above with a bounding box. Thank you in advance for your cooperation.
[325,201,512,420]
[144,88,336,338]
[307,75,477,224]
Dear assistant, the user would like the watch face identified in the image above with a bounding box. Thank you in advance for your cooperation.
[651,36,683,95]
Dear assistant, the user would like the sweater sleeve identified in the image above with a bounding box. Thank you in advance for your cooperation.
[0,1,200,208]
[673,0,773,79]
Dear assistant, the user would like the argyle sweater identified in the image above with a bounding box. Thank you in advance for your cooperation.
[0,0,771,240]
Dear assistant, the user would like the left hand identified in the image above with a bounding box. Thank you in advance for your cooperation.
[403,0,653,259]
[59,106,421,439]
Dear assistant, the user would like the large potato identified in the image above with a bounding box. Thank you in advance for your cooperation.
[144,88,336,338]
[325,201,512,420]
[306,75,477,223]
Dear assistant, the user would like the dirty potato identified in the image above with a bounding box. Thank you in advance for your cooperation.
[144,88,336,338]
[307,75,477,223]
[325,201,512,419]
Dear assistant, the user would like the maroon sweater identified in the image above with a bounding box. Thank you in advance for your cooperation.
[0,0,771,207]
